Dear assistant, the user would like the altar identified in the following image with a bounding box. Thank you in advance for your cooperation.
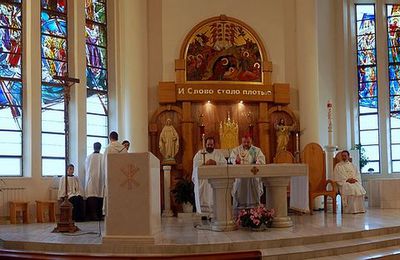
[198,163,308,231]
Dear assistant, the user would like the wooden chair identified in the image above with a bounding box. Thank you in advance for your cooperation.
[301,143,338,214]
[9,201,29,224]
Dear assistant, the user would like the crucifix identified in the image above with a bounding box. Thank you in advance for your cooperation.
[52,75,80,233]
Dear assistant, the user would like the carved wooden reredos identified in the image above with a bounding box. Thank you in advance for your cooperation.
[150,15,299,201]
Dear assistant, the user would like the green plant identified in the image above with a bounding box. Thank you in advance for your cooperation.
[171,178,195,205]
[353,144,369,169]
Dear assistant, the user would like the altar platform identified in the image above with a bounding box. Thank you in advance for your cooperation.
[1,207,400,259]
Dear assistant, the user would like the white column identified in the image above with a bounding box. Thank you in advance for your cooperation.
[208,179,237,232]
[262,177,293,228]
[118,0,148,152]
[162,165,173,217]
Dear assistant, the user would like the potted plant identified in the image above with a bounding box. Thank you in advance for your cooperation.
[171,177,195,213]
[353,144,369,171]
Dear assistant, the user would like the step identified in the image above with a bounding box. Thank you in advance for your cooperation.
[313,245,400,259]
[261,232,400,259]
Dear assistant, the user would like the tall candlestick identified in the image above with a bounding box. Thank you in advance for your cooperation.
[202,133,206,151]
[327,100,333,146]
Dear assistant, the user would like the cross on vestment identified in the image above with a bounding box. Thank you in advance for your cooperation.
[52,76,80,233]
[251,166,259,175]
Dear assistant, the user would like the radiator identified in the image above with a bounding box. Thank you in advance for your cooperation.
[0,187,27,217]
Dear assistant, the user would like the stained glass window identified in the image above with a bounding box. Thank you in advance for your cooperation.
[0,0,23,176]
[41,0,68,176]
[356,4,380,174]
[387,4,400,173]
[86,0,108,155]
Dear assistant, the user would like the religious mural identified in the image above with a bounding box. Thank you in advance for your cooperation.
[185,19,263,82]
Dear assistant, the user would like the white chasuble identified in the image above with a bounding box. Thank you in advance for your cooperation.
[230,145,266,209]
[192,149,227,214]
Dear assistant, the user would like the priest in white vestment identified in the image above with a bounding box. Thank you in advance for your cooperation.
[192,136,227,214]
[334,150,366,214]
[230,134,266,209]
[85,142,104,221]
[102,131,128,215]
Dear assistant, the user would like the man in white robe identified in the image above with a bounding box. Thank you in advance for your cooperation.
[230,134,266,209]
[192,137,227,215]
[334,150,366,214]
[102,131,127,215]
[85,142,104,221]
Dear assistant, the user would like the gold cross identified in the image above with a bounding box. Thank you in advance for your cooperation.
[251,166,259,175]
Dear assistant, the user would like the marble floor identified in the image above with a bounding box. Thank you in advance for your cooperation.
[1,208,400,258]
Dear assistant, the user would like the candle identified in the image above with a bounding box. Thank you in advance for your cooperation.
[202,134,206,151]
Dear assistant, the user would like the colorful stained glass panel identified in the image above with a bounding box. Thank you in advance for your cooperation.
[86,22,106,47]
[0,80,21,106]
[86,45,106,68]
[41,0,66,13]
[388,47,400,62]
[389,65,400,80]
[390,96,400,111]
[41,35,67,61]
[87,91,107,114]
[41,59,67,83]
[357,20,375,35]
[359,82,377,98]
[41,11,67,37]
[357,34,375,50]
[86,67,107,91]
[358,50,376,65]
[0,54,21,78]
[0,4,22,29]
[41,85,63,107]
[356,5,375,20]
[388,5,400,16]
[0,28,22,53]
[358,67,376,82]
[85,0,106,24]
[390,80,400,96]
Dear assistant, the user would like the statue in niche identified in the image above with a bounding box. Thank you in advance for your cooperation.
[159,118,179,164]
[274,118,296,154]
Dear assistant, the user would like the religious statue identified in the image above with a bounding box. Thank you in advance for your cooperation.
[159,118,179,164]
[274,118,296,154]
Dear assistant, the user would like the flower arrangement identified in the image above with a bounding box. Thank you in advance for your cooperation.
[236,205,275,229]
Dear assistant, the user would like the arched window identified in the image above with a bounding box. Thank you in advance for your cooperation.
[0,0,23,176]
[85,0,108,155]
[41,0,68,176]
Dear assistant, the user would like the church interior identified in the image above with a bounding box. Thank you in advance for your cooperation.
[1,0,400,259]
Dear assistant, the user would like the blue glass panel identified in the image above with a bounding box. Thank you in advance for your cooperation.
[357,20,375,35]
[392,129,400,143]
[390,96,400,112]
[41,85,64,107]
[86,67,107,91]
[42,158,64,176]
[358,67,376,82]
[41,35,67,61]
[390,80,400,96]
[0,53,21,78]
[42,109,64,133]
[391,112,400,122]
[359,97,378,112]
[42,133,65,157]
[356,5,375,21]
[358,50,376,65]
[0,4,22,29]
[388,47,400,63]
[389,65,400,80]
[359,82,377,98]
[41,59,67,83]
[87,114,107,136]
[41,11,67,37]
[359,114,378,130]
[41,0,66,13]
[0,28,22,54]
[0,80,22,107]
[363,145,380,161]
[85,0,106,24]
[86,22,106,47]
[86,45,106,68]
[0,107,22,130]
[360,130,379,145]
[357,34,375,50]
[0,131,21,155]
[361,161,380,174]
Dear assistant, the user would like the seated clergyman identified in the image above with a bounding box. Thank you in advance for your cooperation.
[192,137,227,215]
[333,150,366,214]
